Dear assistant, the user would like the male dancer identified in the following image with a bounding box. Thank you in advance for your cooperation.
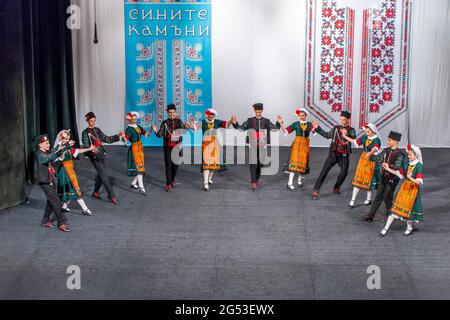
[35,134,73,232]
[82,112,125,204]
[234,103,283,191]
[361,131,405,222]
[152,104,195,192]
[311,111,356,200]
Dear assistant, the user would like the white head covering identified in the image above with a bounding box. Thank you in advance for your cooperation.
[408,144,423,164]
[126,111,140,121]
[363,122,381,140]
[54,129,71,149]
[205,108,218,117]
[295,108,309,117]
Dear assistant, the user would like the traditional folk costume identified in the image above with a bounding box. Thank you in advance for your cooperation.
[154,104,189,192]
[82,112,121,203]
[236,103,281,191]
[53,130,93,216]
[124,112,148,195]
[35,135,71,232]
[201,108,232,191]
[362,131,406,222]
[349,123,382,208]
[284,108,315,191]
[312,111,356,199]
[381,145,424,236]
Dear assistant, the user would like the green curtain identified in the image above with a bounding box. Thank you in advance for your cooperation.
[0,1,26,209]
[22,0,79,183]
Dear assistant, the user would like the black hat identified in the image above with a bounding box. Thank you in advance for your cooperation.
[167,104,177,112]
[388,131,402,142]
[85,112,96,121]
[35,134,49,147]
[340,111,351,119]
[253,103,264,111]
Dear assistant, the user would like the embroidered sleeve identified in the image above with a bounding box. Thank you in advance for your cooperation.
[82,130,90,149]
[286,123,295,134]
[155,122,165,138]
[315,126,335,139]
[220,120,228,129]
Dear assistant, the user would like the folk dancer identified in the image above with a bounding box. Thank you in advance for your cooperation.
[282,108,316,191]
[361,131,406,222]
[82,112,125,204]
[311,111,357,200]
[35,134,73,232]
[342,123,382,208]
[152,104,196,192]
[201,108,235,191]
[54,130,96,216]
[124,111,151,195]
[234,103,283,191]
[381,144,424,237]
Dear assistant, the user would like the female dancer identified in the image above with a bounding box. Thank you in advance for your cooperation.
[342,123,381,208]
[54,130,96,216]
[282,108,315,191]
[124,111,151,195]
[200,108,234,191]
[381,144,424,237]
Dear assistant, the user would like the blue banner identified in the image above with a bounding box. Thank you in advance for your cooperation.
[124,0,212,146]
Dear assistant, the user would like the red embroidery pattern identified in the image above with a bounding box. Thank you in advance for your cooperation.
[367,0,396,114]
[318,0,355,114]
[156,40,167,123]
[359,0,412,129]
[173,40,184,117]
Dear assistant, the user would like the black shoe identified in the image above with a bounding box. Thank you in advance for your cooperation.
[361,213,374,222]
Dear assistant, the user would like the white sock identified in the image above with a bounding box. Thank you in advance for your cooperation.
[204,170,210,185]
[407,221,413,232]
[137,175,144,189]
[288,173,295,185]
[77,199,89,211]
[384,215,395,231]
[351,187,360,202]
[131,176,138,186]
[366,190,372,201]
[209,171,214,181]
[298,175,303,184]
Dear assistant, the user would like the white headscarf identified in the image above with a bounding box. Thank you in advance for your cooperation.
[362,123,379,138]
[295,108,309,117]
[54,130,71,149]
[408,144,423,164]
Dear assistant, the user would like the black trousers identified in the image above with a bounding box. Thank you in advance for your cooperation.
[368,179,399,218]
[40,184,67,227]
[90,158,115,198]
[313,151,350,191]
[249,146,266,183]
[164,147,179,186]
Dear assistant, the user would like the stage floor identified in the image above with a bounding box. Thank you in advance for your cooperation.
[0,147,449,300]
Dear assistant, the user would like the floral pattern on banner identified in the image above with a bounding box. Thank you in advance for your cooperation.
[367,0,396,113]
[319,0,350,113]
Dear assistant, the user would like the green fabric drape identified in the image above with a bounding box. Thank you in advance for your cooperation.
[22,0,78,183]
[0,1,26,209]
